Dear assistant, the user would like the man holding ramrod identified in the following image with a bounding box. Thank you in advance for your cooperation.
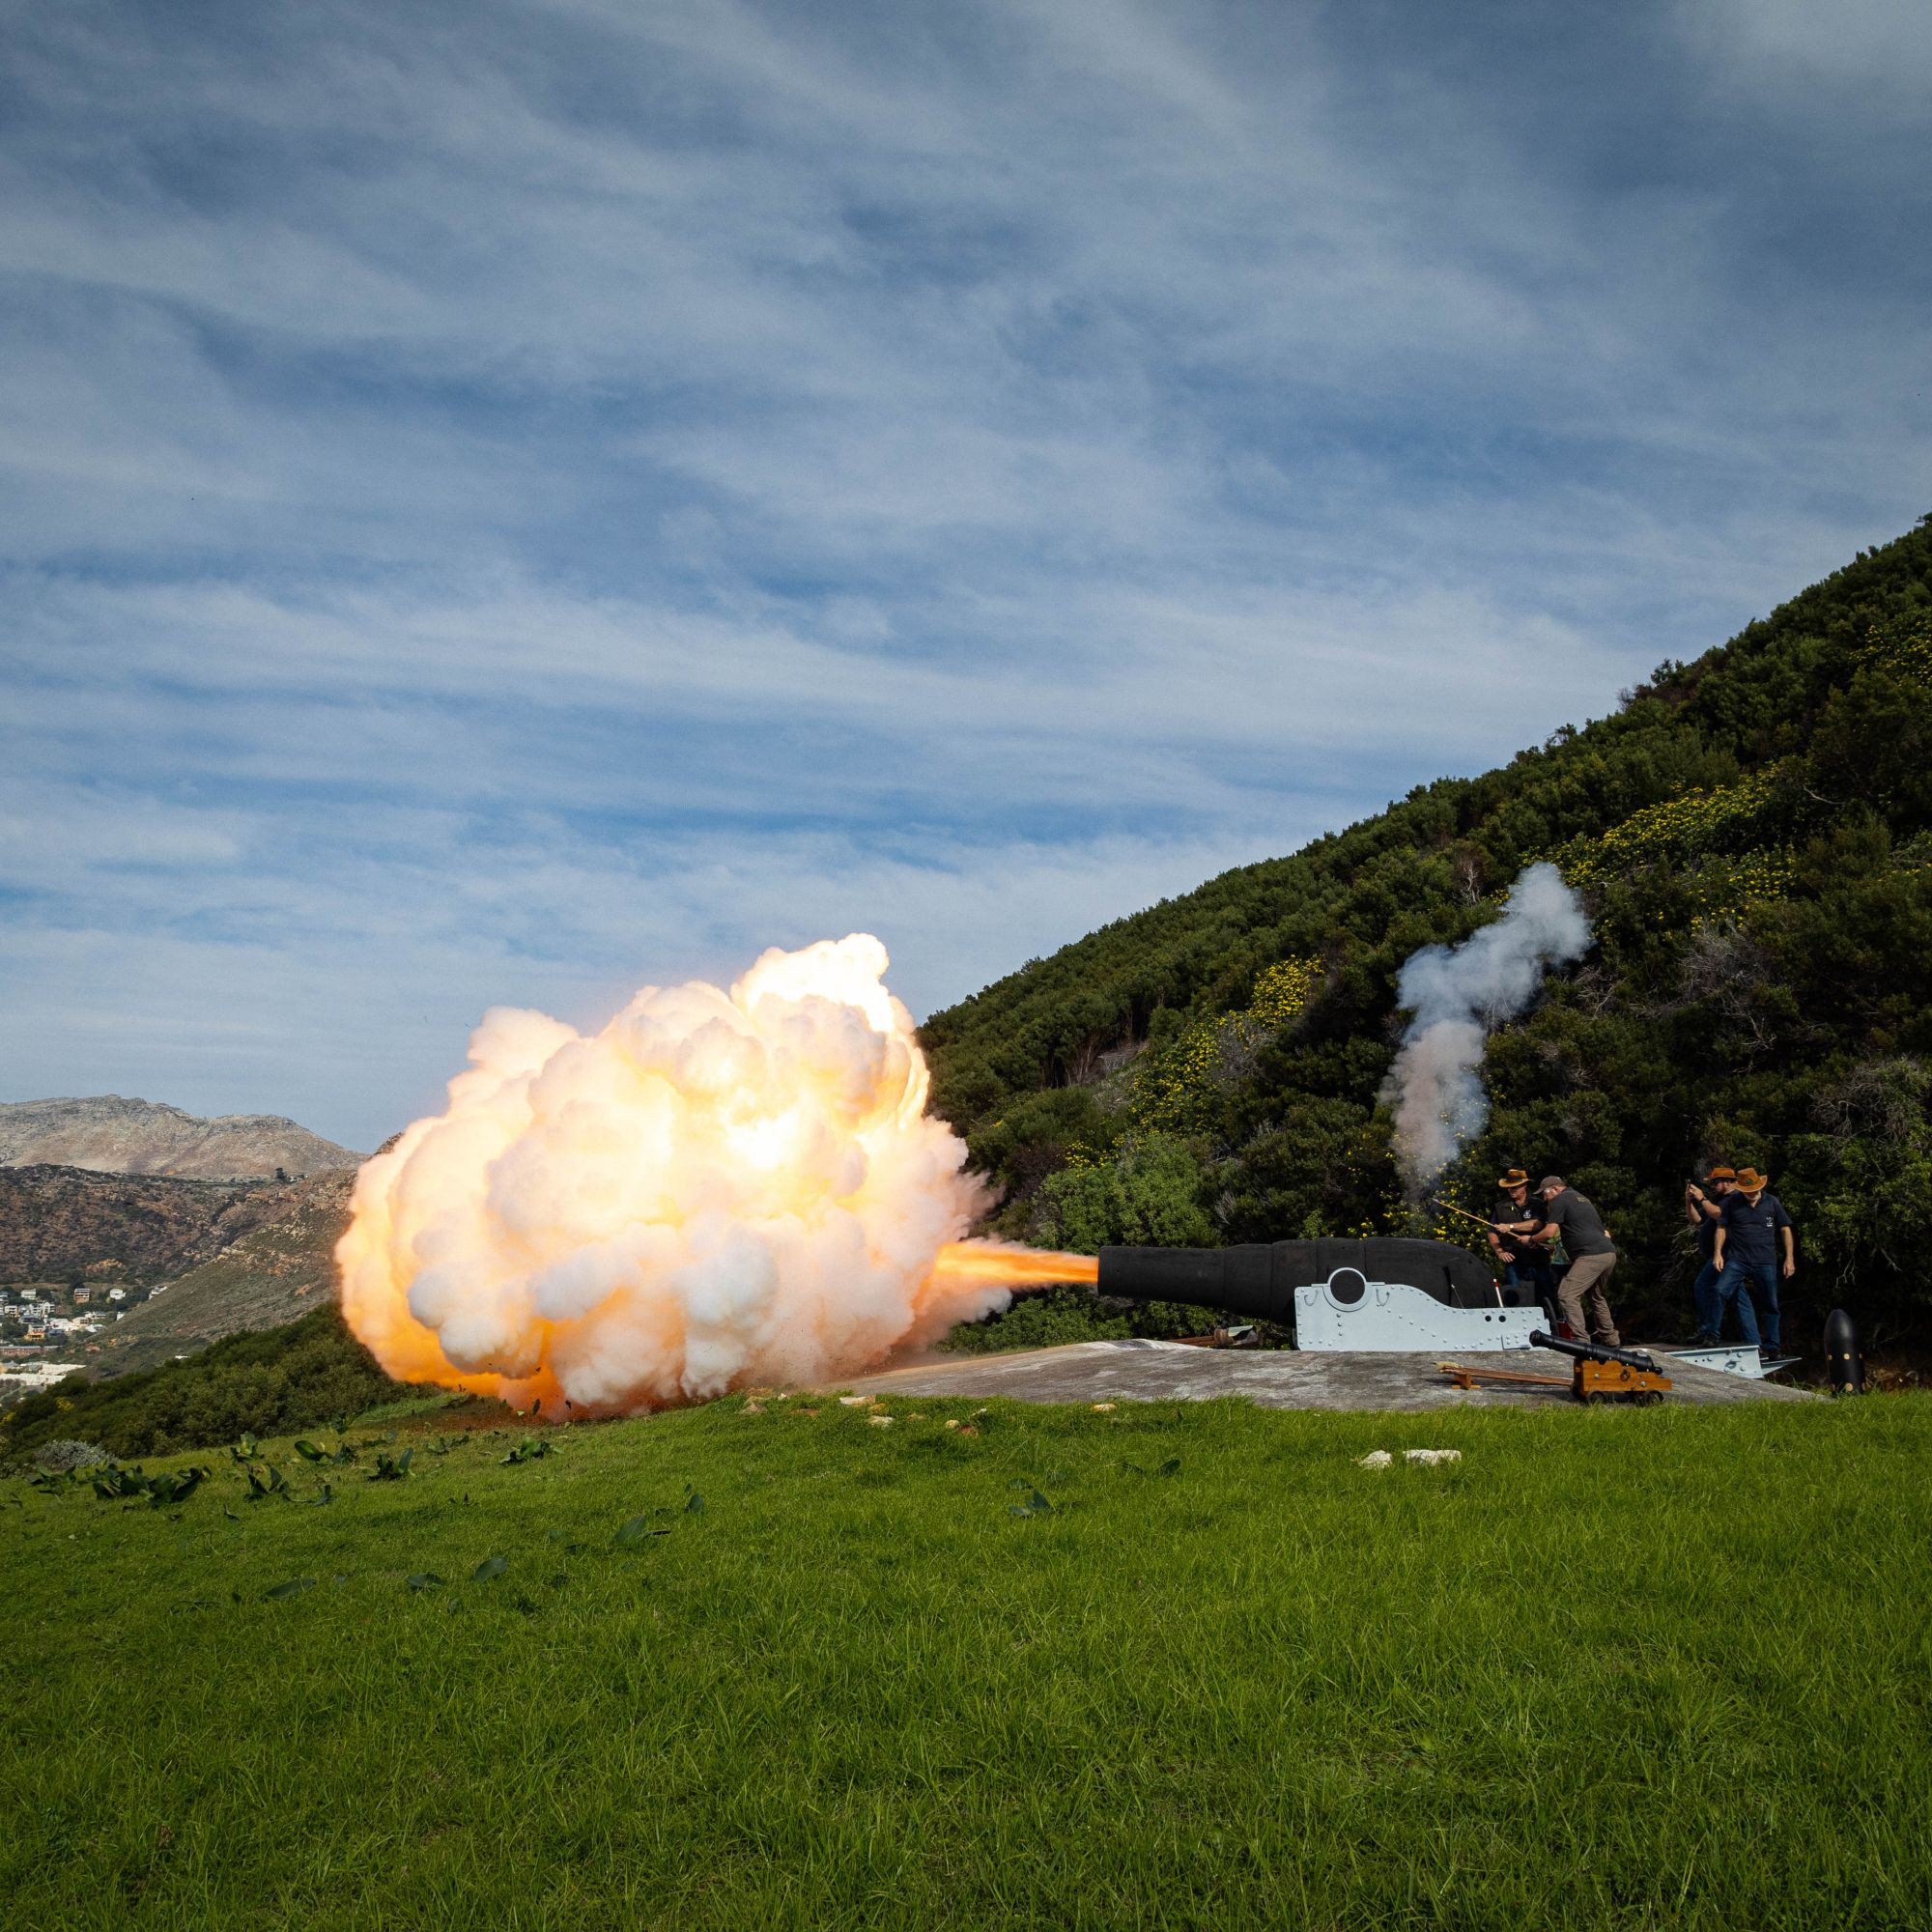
[1485,1167,1557,1316]
[1439,1176,1621,1345]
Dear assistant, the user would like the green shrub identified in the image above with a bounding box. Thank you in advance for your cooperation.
[0,1307,418,1464]
[1033,1134,1217,1252]
[940,1285,1225,1354]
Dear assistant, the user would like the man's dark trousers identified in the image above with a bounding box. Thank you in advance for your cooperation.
[1691,1262,1723,1342]
[1714,1259,1777,1350]
[1504,1257,1559,1325]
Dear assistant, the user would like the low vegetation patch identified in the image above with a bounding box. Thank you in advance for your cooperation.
[0,1305,418,1464]
[938,1285,1233,1353]
[4,1390,1928,1927]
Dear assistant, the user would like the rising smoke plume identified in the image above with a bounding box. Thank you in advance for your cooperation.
[337,934,1089,1412]
[1380,863,1591,1196]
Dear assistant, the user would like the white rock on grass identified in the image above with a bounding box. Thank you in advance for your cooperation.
[1405,1448,1462,1465]
[1355,1449,1394,1469]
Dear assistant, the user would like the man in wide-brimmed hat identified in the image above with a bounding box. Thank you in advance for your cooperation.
[1487,1168,1556,1317]
[1533,1175,1620,1347]
[1711,1166,1795,1355]
[1685,1165,1738,1342]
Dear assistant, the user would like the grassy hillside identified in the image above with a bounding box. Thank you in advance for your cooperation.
[923,518,1932,1345]
[5,1392,1929,1927]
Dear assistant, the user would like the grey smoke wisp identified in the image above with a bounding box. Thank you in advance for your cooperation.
[1380,863,1591,1196]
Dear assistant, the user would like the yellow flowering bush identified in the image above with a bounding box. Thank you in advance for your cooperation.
[1551,765,1804,932]
[1133,957,1322,1131]
[1247,956,1322,1028]
[1555,765,1784,892]
[1868,614,1932,681]
[1680,849,1794,928]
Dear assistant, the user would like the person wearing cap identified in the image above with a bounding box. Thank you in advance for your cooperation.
[1711,1167,1795,1354]
[1487,1168,1557,1314]
[1685,1166,1738,1342]
[1533,1175,1619,1347]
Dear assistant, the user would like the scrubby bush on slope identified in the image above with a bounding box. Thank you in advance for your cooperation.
[0,1306,414,1463]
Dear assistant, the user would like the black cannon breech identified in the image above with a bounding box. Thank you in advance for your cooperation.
[1529,1330,1663,1376]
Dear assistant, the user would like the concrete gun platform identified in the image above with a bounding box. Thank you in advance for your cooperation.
[832,1339,1818,1411]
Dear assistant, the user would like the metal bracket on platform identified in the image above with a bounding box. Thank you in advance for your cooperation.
[1293,1275,1543,1352]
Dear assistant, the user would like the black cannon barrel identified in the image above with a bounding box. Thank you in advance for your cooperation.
[1529,1330,1663,1376]
[1097,1237,1505,1327]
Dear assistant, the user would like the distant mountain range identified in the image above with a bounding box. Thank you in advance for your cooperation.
[0,1095,361,1180]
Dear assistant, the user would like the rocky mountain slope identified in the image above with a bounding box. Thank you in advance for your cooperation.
[0,1166,311,1285]
[0,1095,361,1179]
[82,1170,357,1378]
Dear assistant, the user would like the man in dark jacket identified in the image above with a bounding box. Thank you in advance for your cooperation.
[1712,1166,1795,1354]
[1535,1175,1619,1347]
[1685,1166,1737,1342]
[1487,1167,1557,1313]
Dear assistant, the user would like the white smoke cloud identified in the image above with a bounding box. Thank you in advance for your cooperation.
[336,934,1017,1411]
[1380,863,1591,1195]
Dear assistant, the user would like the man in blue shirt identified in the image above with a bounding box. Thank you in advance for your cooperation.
[1684,1166,1736,1342]
[1711,1166,1796,1353]
[1487,1167,1557,1315]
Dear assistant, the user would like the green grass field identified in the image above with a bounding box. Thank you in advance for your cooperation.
[6,1390,1930,1930]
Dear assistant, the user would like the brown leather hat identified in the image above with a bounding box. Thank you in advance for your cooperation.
[1735,1166,1768,1191]
[1707,1165,1737,1182]
[1496,1168,1530,1189]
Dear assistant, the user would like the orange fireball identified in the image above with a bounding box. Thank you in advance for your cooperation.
[336,934,1092,1411]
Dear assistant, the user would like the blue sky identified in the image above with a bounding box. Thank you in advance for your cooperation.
[3,0,1929,1153]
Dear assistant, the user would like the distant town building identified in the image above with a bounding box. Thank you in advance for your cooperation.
[107,1287,127,1303]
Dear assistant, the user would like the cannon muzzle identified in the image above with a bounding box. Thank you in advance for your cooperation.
[1529,1330,1663,1376]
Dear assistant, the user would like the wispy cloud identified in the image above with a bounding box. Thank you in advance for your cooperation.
[2,0,1927,1147]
